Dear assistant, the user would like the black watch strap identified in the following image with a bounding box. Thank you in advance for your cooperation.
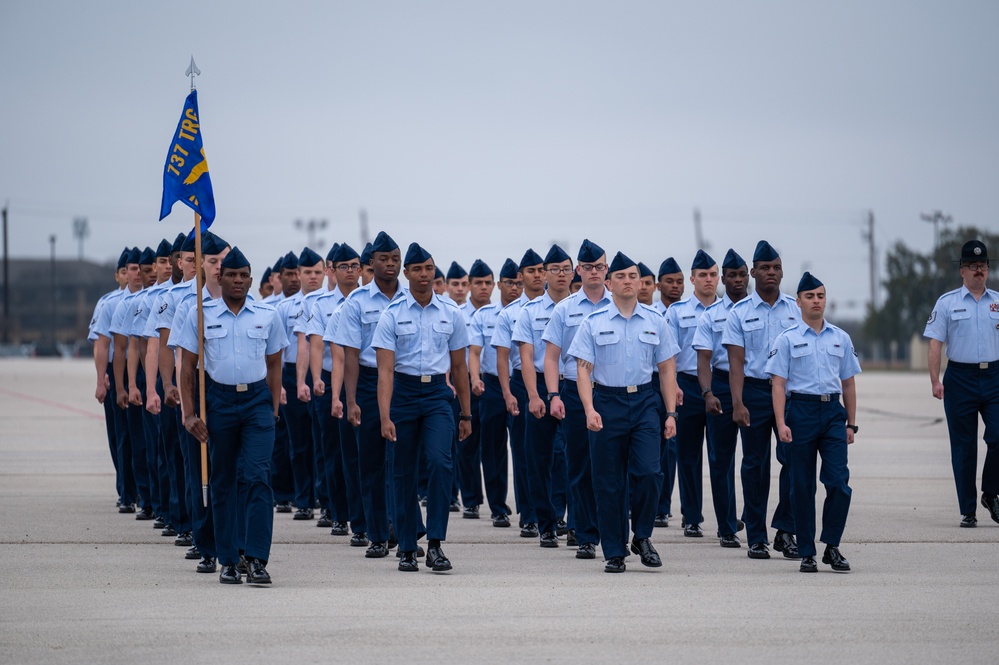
[846,424,858,433]
[459,414,473,422]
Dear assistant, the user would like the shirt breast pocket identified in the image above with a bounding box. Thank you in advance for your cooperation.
[743,319,766,351]
[678,316,698,344]
[531,317,550,341]
[360,309,381,335]
[245,326,269,360]
[638,331,660,365]
[432,320,454,353]
[566,314,583,328]
[789,342,814,374]
[204,326,228,365]
[594,331,622,365]
[951,310,972,337]
[395,322,418,352]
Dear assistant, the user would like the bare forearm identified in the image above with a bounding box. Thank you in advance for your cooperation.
[843,377,857,425]
[772,377,787,428]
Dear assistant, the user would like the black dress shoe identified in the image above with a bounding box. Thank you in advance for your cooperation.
[365,542,389,558]
[604,556,626,573]
[174,532,193,547]
[135,507,154,521]
[236,557,249,575]
[219,564,242,584]
[960,514,978,528]
[773,530,801,559]
[800,556,818,573]
[275,501,293,513]
[426,545,452,572]
[396,545,425,558]
[555,519,569,536]
[539,530,559,548]
[684,523,703,538]
[461,504,479,519]
[654,514,669,528]
[153,516,167,529]
[419,496,428,507]
[118,503,136,514]
[449,501,461,513]
[719,534,742,548]
[747,543,771,559]
[520,523,539,538]
[630,538,663,567]
[398,552,419,572]
[185,545,201,560]
[316,511,333,528]
[161,525,178,537]
[247,558,272,585]
[387,524,397,550]
[330,522,349,536]
[492,514,511,528]
[350,532,369,547]
[576,543,596,559]
[566,529,577,547]
[196,557,217,573]
[822,546,851,572]
[293,507,314,521]
[982,494,999,525]
[737,519,745,532]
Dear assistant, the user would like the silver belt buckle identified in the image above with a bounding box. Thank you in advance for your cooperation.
[981,362,990,369]
[236,383,248,392]
[820,394,831,402]
[626,385,637,394]
[420,375,431,384]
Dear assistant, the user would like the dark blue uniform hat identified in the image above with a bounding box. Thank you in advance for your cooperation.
[221,246,251,271]
[404,242,433,266]
[261,267,272,283]
[325,243,341,263]
[658,257,681,278]
[577,239,605,263]
[753,240,780,263]
[370,231,399,254]
[519,248,544,270]
[447,261,467,280]
[722,248,747,271]
[638,262,655,279]
[171,233,186,253]
[281,251,299,271]
[608,251,637,275]
[125,247,142,265]
[796,271,823,293]
[138,247,156,265]
[544,244,571,265]
[116,248,130,270]
[435,266,445,280]
[469,259,492,278]
[180,234,196,253]
[959,240,989,264]
[272,257,284,273]
[154,239,172,258]
[690,249,716,271]
[500,258,518,280]
[298,247,324,267]
[570,271,581,284]
[331,243,360,263]
[360,242,373,265]
[202,231,229,255]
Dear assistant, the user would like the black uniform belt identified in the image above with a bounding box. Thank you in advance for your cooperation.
[207,378,267,393]
[948,360,998,370]
[789,392,841,403]
[593,382,654,395]
[359,365,379,377]
[744,376,772,387]
[394,372,446,385]
[712,369,730,381]
[283,362,297,369]
[482,372,499,380]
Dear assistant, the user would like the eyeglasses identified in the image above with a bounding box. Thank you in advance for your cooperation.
[580,264,607,273]
[546,267,574,275]
[336,263,362,272]
[500,280,524,288]
[963,263,989,272]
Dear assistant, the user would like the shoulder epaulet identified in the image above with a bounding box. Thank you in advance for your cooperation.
[345,284,368,300]
[638,303,659,315]
[438,297,460,312]
[385,298,406,312]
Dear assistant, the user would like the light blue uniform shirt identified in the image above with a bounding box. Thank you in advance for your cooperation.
[147,279,195,337]
[109,288,144,340]
[276,292,308,362]
[371,292,469,376]
[322,299,348,347]
[470,302,503,376]
[665,295,716,375]
[655,299,669,315]
[167,286,215,350]
[129,281,169,339]
[722,291,801,379]
[490,294,528,371]
[297,286,346,373]
[512,292,562,374]
[174,298,288,385]
[262,293,284,306]
[333,281,407,368]
[923,286,999,363]
[542,288,611,381]
[691,294,739,372]
[765,320,861,394]
[568,301,680,387]
[90,289,124,361]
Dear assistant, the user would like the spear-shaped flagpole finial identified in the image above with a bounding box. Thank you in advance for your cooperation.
[186,56,201,91]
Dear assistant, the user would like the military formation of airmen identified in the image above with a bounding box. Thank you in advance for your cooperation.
[88,228,999,584]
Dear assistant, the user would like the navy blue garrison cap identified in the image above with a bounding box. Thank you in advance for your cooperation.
[722,248,747,271]
[331,243,360,263]
[180,234,196,253]
[753,240,780,263]
[544,244,571,265]
[370,231,399,254]
[261,267,272,282]
[796,271,823,293]
[116,248,130,270]
[138,247,156,265]
[299,247,323,267]
[325,243,341,263]
[691,249,716,271]
[499,258,518,280]
[202,231,229,255]
[221,246,250,271]
[125,247,142,265]
[404,242,432,265]
[171,233,186,254]
[272,257,284,273]
[570,271,581,284]
[577,239,605,263]
[446,261,467,280]
[360,242,373,264]
[281,251,299,271]
[608,251,637,275]
[154,239,172,259]
[638,262,655,279]
[435,266,445,280]
[658,257,681,278]
[469,259,492,278]
[519,248,544,270]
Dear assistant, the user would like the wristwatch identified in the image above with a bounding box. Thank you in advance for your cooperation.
[547,392,560,401]
[846,424,858,433]
[701,387,712,397]
[459,414,473,422]
[666,411,679,419]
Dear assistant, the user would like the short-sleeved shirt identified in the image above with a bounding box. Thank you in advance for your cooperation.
[371,292,469,376]
[542,288,611,381]
[923,285,999,364]
[722,291,801,380]
[90,289,125,362]
[691,294,740,373]
[298,286,346,373]
[665,295,717,375]
[108,288,145,358]
[147,279,196,338]
[333,281,407,368]
[167,286,215,350]
[568,300,680,387]
[765,320,861,395]
[470,303,503,376]
[128,281,169,339]
[276,292,308,362]
[490,294,528,372]
[174,298,288,385]
[512,292,561,374]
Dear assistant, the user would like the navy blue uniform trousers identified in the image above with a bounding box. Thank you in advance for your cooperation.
[739,379,794,546]
[312,369,348,523]
[509,374,536,524]
[281,363,315,510]
[124,370,151,511]
[106,365,135,504]
[479,374,512,518]
[337,386,367,534]
[356,366,393,543]
[943,364,999,515]
[652,372,678,517]
[102,362,123,502]
[706,370,740,537]
[457,388,484,507]
[676,372,708,526]
[177,380,215,559]
[785,396,851,558]
[561,379,599,546]
[525,376,563,534]
[590,384,663,560]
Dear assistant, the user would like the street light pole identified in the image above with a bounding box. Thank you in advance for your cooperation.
[49,234,57,346]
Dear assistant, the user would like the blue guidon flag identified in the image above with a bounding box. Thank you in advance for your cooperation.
[159,89,216,229]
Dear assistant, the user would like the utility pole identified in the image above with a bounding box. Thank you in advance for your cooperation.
[358,208,370,246]
[49,234,57,345]
[861,210,877,312]
[693,207,708,251]
[920,210,952,249]
[293,218,328,249]
[72,216,89,261]
[2,202,8,344]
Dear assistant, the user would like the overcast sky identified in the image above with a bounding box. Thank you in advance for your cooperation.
[2,1,996,317]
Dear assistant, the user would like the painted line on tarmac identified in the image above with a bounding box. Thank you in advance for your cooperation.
[0,386,103,420]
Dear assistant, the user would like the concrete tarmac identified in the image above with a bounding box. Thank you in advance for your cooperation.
[1,359,997,664]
